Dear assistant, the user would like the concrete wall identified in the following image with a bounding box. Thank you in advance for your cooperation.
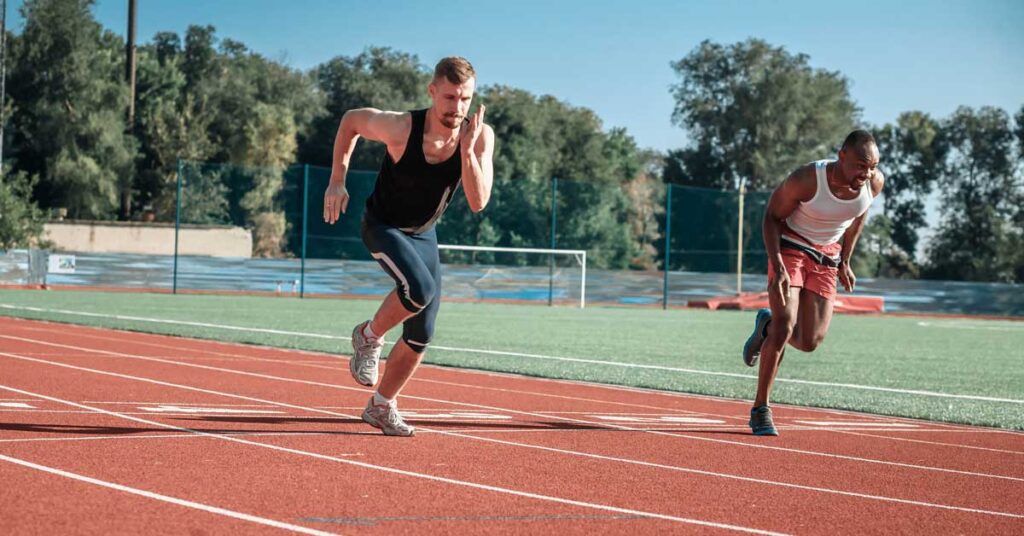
[44,221,252,258]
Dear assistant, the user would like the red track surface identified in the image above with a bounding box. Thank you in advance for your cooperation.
[1,316,1021,535]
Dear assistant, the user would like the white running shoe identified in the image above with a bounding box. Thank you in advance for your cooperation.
[350,321,384,386]
[361,396,415,437]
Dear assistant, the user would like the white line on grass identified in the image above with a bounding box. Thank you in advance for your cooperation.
[917,321,1024,332]
[2,305,1020,405]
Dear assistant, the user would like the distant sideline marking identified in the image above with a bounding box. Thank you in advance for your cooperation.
[917,321,1024,332]
[2,304,1021,405]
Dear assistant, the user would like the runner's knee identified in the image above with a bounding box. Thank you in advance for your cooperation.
[768,313,795,341]
[396,271,436,313]
[803,332,826,352]
[402,316,435,353]
[402,337,429,353]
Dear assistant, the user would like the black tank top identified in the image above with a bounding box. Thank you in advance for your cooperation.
[365,109,462,233]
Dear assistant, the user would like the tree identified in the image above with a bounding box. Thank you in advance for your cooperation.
[0,170,46,249]
[1010,105,1024,282]
[872,112,947,275]
[619,146,665,270]
[436,86,646,269]
[925,106,1018,282]
[134,25,323,255]
[182,25,215,92]
[1015,105,1024,159]
[133,44,214,220]
[849,213,921,279]
[298,47,430,169]
[668,39,858,190]
[7,0,137,220]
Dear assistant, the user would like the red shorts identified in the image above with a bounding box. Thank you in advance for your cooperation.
[768,240,842,301]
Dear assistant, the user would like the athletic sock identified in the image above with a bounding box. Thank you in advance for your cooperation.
[363,321,378,340]
[373,392,393,407]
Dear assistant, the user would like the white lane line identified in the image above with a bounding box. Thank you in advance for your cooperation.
[826,429,1024,455]
[3,350,1023,517]
[14,317,1024,438]
[0,410,301,416]
[401,378,1024,450]
[10,323,339,363]
[0,431,376,445]
[594,416,726,424]
[0,453,338,535]
[795,421,919,428]
[0,402,34,408]
[138,405,285,414]
[2,351,329,363]
[454,369,1024,435]
[83,402,279,406]
[3,305,1020,404]
[5,335,1022,481]
[0,383,785,536]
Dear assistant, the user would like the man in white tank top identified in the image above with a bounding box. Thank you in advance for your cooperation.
[742,130,885,436]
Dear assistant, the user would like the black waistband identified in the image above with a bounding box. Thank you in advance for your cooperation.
[780,236,841,268]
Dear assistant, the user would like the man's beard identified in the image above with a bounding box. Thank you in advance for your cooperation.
[440,114,462,129]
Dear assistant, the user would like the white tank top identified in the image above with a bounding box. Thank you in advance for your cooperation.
[785,160,873,246]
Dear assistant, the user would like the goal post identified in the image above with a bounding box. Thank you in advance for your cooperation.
[438,244,588,308]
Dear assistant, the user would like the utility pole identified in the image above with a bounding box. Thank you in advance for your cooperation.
[121,0,137,219]
[1,0,8,177]
[126,0,136,125]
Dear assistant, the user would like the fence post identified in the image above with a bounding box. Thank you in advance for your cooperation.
[736,180,746,296]
[300,164,309,298]
[173,159,182,294]
[662,183,672,310]
[548,177,558,306]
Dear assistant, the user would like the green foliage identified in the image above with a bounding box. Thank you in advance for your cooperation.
[7,0,137,220]
[621,150,666,270]
[850,213,920,279]
[925,107,1020,282]
[434,87,649,269]
[871,112,947,276]
[667,39,857,190]
[299,47,431,168]
[0,171,46,249]
[133,45,212,219]
[136,25,323,255]
[178,162,229,225]
[5,6,1020,282]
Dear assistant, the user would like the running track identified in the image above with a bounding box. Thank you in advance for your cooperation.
[0,316,1021,534]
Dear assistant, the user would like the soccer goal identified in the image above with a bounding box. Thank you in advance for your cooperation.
[437,244,588,308]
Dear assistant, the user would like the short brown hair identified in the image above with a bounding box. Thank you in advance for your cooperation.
[433,56,476,84]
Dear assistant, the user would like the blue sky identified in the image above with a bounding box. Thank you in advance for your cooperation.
[6,0,1023,153]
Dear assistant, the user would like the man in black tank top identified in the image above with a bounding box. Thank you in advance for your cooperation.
[323,57,495,436]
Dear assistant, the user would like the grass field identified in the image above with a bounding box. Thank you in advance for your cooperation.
[1,288,1022,430]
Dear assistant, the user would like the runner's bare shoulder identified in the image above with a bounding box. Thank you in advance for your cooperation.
[779,162,818,202]
[349,109,412,147]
